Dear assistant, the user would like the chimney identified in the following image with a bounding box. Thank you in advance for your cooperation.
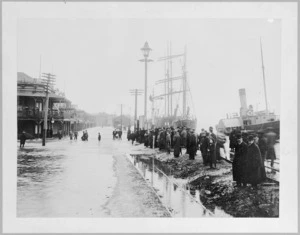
[239,88,247,117]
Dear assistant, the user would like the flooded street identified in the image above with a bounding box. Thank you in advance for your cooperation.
[17,127,170,217]
[17,127,117,217]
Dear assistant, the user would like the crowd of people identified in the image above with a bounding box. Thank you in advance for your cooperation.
[113,129,123,140]
[127,126,225,164]
[127,126,277,189]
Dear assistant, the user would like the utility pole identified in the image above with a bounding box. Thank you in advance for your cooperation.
[120,104,123,130]
[129,89,143,131]
[41,73,56,146]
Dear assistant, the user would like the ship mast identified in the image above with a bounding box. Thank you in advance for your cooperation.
[170,41,173,116]
[260,37,269,115]
[182,45,187,117]
[155,45,186,118]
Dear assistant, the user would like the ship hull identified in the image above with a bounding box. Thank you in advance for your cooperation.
[154,117,197,130]
[243,120,280,137]
[173,119,197,130]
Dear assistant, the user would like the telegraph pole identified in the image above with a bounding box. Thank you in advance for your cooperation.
[129,89,143,131]
[120,104,123,130]
[41,73,56,146]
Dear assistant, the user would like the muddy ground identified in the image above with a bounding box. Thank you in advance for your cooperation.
[131,145,279,217]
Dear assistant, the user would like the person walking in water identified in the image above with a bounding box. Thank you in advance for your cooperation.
[20,131,27,148]
[98,132,101,142]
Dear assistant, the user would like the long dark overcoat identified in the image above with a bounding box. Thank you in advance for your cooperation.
[189,133,198,159]
[180,130,187,147]
[207,139,216,166]
[173,133,181,157]
[232,141,247,183]
[201,136,210,164]
[244,143,264,185]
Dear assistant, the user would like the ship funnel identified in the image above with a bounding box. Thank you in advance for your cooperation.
[239,88,248,117]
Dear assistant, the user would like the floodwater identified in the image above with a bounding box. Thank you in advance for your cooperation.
[127,154,231,217]
[17,127,117,217]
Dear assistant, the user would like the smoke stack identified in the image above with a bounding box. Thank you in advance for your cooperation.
[239,88,247,117]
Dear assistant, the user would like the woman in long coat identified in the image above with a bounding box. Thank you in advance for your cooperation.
[232,133,247,186]
[244,135,264,188]
[173,131,181,158]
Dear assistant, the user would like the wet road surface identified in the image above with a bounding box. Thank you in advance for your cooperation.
[17,127,169,217]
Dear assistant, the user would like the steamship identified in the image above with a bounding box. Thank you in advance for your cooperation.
[217,38,280,137]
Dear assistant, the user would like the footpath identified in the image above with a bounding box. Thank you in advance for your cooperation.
[130,143,279,217]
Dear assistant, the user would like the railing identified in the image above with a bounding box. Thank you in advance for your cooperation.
[17,108,64,120]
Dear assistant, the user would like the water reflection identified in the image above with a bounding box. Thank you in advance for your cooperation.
[128,154,231,217]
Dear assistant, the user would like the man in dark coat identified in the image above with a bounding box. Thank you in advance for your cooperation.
[127,129,131,141]
[130,132,136,145]
[229,128,238,152]
[20,131,26,148]
[148,130,153,148]
[166,130,171,154]
[201,132,210,165]
[173,130,181,158]
[188,129,197,160]
[180,127,187,149]
[170,127,175,149]
[112,130,116,140]
[159,129,166,150]
[144,131,149,147]
[244,135,264,188]
[232,133,247,187]
[257,132,267,181]
[207,135,216,168]
[186,128,191,155]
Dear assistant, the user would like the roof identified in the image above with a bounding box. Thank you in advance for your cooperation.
[218,118,242,128]
[17,72,42,84]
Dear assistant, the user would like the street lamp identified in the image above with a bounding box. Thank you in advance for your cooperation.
[139,42,153,129]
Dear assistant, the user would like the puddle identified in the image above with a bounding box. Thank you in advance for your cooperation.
[128,154,231,217]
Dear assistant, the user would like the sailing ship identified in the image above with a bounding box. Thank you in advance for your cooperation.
[217,38,280,137]
[150,43,197,129]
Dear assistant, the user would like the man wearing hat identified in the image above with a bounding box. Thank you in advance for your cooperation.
[201,131,210,165]
[166,129,171,154]
[20,131,27,148]
[188,129,197,160]
[180,127,187,151]
[186,128,191,155]
[173,129,181,158]
[232,133,247,187]
[244,135,264,188]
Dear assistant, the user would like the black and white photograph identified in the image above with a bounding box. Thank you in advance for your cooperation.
[2,1,298,233]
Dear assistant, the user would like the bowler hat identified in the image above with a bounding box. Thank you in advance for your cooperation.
[236,133,242,139]
[248,135,254,141]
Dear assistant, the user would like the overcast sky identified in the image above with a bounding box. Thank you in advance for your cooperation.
[18,16,281,130]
